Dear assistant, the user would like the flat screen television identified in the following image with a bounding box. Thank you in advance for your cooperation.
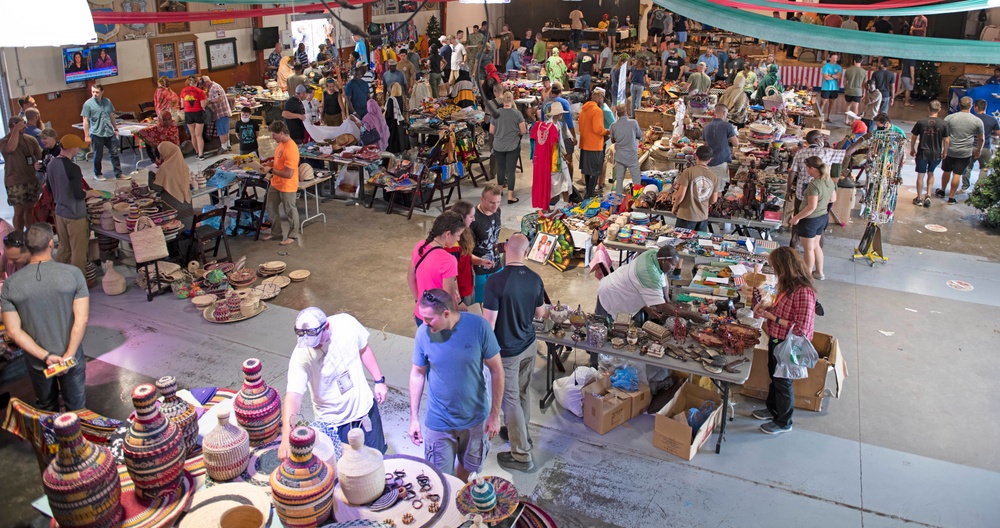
[63,43,119,84]
[253,27,281,51]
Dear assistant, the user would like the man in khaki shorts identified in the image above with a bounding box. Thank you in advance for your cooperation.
[408,289,504,479]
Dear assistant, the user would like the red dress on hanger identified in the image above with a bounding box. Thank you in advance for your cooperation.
[531,121,558,210]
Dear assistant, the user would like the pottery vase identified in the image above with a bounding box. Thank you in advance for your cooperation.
[202,407,251,481]
[155,375,198,456]
[123,383,186,501]
[233,358,282,446]
[270,426,335,528]
[42,413,124,528]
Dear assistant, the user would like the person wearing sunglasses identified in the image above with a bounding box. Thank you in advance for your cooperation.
[409,288,504,480]
[1,222,29,287]
[278,307,388,461]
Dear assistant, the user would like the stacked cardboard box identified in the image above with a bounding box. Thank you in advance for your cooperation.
[651,382,724,460]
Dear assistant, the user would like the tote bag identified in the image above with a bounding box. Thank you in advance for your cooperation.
[130,216,169,264]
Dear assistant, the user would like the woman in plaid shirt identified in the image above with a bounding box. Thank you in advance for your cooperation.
[752,247,816,435]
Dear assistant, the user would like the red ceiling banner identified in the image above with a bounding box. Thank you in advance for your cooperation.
[88,2,376,24]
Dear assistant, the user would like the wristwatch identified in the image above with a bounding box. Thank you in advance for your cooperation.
[374,376,386,385]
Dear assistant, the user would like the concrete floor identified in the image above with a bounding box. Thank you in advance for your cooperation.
[2,100,1000,527]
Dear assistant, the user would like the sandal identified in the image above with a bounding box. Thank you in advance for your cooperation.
[912,197,921,205]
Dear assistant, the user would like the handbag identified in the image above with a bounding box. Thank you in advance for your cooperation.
[202,104,215,124]
[130,215,169,264]
[360,125,380,146]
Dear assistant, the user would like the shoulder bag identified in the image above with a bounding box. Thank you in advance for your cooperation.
[360,125,380,146]
[414,245,444,273]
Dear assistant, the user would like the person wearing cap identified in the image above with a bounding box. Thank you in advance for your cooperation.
[1,117,43,232]
[45,134,96,277]
[539,76,552,103]
[544,47,569,90]
[279,307,389,460]
[281,85,309,144]
[687,62,712,95]
[320,76,347,127]
[408,288,504,479]
[286,63,308,100]
[579,90,610,198]
[662,45,686,83]
[574,43,596,96]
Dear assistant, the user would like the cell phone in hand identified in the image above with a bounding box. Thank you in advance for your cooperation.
[45,358,76,378]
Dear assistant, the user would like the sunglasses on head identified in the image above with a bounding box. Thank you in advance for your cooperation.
[421,290,448,306]
[3,235,23,248]
[294,321,327,337]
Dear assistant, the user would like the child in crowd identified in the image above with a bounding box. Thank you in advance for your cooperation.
[234,107,259,156]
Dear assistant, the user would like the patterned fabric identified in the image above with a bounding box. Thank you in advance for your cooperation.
[2,397,124,472]
[207,82,232,118]
[135,123,179,149]
[766,287,816,341]
[308,420,345,461]
[153,87,179,118]
[790,146,846,200]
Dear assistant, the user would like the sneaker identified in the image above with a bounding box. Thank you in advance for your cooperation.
[923,197,931,208]
[197,154,206,161]
[117,174,131,181]
[94,175,107,182]
[496,451,536,472]
[760,421,793,435]
[751,409,773,421]
[947,198,958,205]
[812,272,825,281]
[498,426,533,447]
[935,188,946,198]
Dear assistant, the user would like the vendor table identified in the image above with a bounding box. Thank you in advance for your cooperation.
[297,173,335,231]
[631,207,780,240]
[603,235,776,268]
[73,121,151,169]
[541,27,628,44]
[537,332,752,454]
[91,224,178,301]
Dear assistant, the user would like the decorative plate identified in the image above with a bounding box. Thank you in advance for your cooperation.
[262,275,291,288]
[334,454,451,528]
[367,487,399,512]
[205,262,235,274]
[252,283,281,301]
[456,476,519,523]
[517,502,557,528]
[203,302,267,323]
[116,470,196,528]
[319,521,392,528]
[177,483,272,528]
[261,260,286,271]
[288,269,311,282]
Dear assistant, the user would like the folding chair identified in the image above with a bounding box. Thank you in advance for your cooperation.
[187,206,232,264]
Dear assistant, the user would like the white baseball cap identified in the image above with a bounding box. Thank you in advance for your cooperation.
[295,307,328,348]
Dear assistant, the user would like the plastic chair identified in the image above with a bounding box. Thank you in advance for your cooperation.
[187,206,232,264]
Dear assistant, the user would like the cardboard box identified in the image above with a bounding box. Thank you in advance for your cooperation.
[619,383,652,419]
[740,332,848,412]
[651,382,724,460]
[582,377,631,435]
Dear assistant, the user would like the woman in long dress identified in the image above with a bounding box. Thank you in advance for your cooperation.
[531,102,572,211]
[384,83,409,154]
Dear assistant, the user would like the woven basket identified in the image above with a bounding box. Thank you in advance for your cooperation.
[130,216,168,264]
[114,214,129,234]
[336,428,385,505]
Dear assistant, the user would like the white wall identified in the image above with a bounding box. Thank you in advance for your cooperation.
[2,28,255,99]
[445,3,503,37]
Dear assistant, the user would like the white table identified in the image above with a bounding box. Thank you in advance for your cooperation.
[73,121,152,169]
[298,174,334,231]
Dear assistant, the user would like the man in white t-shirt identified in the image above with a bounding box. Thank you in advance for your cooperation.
[449,35,467,84]
[279,307,389,460]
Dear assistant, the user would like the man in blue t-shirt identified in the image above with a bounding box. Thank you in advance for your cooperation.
[352,34,367,67]
[702,104,739,192]
[482,234,546,473]
[344,67,370,119]
[819,53,843,123]
[409,288,504,479]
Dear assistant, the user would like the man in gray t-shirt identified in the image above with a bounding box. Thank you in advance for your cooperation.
[1,223,90,411]
[938,97,985,202]
[609,104,643,195]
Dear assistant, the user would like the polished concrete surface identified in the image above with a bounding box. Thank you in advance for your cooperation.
[2,102,999,527]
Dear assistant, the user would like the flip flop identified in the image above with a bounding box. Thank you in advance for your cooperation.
[279,238,295,246]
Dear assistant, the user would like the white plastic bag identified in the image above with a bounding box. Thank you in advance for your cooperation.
[333,164,359,198]
[553,366,599,417]
[773,325,818,379]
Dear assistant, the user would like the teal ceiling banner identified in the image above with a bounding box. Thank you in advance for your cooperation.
[708,0,994,17]
[656,0,1000,64]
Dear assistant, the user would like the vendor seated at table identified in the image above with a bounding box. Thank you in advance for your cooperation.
[150,142,194,232]
[135,112,179,164]
[449,66,477,108]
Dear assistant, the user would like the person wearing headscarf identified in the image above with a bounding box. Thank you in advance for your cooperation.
[151,142,194,232]
[449,67,477,109]
[754,64,781,104]
[720,76,750,127]
[361,98,390,151]
[384,83,409,154]
[544,47,569,90]
[483,64,503,106]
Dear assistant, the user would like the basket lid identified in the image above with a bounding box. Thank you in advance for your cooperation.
[337,428,384,476]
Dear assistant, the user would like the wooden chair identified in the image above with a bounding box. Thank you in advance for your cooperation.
[428,164,464,211]
[386,165,433,220]
[230,177,269,241]
[187,206,232,264]
[137,102,157,121]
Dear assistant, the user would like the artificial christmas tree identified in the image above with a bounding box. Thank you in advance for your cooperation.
[426,16,442,45]
[967,151,1000,227]
[912,60,941,101]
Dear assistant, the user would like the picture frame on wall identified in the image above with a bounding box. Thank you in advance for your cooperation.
[157,0,190,34]
[205,37,238,72]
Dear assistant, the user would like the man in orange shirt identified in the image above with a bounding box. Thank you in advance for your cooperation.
[262,121,300,246]
[579,89,610,198]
